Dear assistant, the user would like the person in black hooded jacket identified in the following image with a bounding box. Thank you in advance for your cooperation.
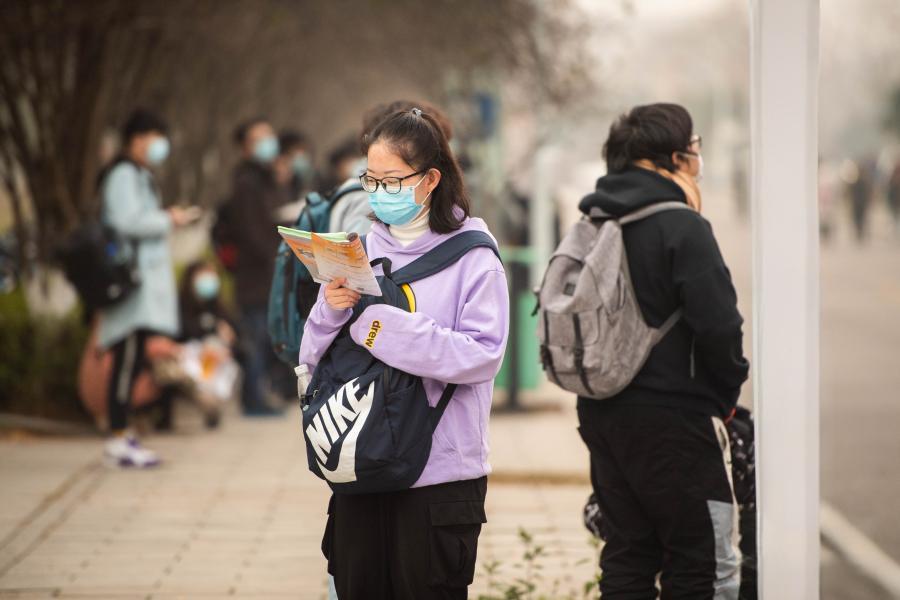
[576,103,750,599]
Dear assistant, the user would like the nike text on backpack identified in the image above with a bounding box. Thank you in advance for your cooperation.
[267,185,364,367]
[534,201,693,399]
[302,231,500,494]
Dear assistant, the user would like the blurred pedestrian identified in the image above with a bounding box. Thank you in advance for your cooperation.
[226,117,287,416]
[97,109,196,467]
[818,157,840,244]
[300,106,508,600]
[888,160,900,237]
[79,323,181,435]
[575,103,750,598]
[176,259,240,428]
[320,137,364,196]
[274,129,316,203]
[846,158,874,244]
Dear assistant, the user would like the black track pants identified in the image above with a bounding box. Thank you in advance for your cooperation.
[107,330,149,432]
[577,403,741,600]
[324,477,487,600]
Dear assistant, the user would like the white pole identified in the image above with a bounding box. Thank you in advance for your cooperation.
[530,143,556,289]
[750,1,820,598]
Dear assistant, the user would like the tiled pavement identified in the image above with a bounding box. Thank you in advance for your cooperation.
[0,395,596,599]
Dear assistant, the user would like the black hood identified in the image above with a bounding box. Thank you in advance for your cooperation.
[578,166,687,218]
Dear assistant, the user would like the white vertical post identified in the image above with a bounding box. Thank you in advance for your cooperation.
[530,144,556,289]
[750,1,820,599]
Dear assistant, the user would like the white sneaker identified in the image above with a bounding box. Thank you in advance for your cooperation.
[104,435,161,468]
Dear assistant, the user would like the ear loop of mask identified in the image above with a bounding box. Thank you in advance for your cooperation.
[411,175,434,222]
[678,151,703,181]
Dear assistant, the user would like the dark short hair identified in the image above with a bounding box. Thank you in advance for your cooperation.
[360,100,453,149]
[278,129,310,155]
[233,116,269,146]
[328,137,360,168]
[364,106,469,234]
[603,103,694,174]
[122,109,168,142]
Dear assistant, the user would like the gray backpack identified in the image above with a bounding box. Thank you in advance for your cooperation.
[535,201,693,399]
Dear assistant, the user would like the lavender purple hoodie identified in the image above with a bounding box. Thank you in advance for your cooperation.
[298,214,509,488]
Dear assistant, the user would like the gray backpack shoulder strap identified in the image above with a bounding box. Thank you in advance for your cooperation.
[618,201,694,225]
[619,201,693,338]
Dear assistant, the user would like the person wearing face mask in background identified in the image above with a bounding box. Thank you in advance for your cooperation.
[225,117,289,416]
[274,129,317,202]
[96,109,197,468]
[175,259,240,429]
[575,103,750,599]
[178,260,237,349]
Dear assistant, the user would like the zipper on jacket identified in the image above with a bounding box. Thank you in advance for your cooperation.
[689,335,697,379]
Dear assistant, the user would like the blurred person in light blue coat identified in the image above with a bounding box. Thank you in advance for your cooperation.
[98,109,196,468]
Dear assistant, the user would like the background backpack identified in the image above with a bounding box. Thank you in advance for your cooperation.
[535,201,692,399]
[302,231,499,494]
[268,184,364,367]
[58,158,142,311]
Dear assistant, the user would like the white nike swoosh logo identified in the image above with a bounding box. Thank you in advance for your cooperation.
[318,381,375,483]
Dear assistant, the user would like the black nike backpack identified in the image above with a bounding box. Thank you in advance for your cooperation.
[301,231,500,494]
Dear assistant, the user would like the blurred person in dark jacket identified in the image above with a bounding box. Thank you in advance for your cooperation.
[846,158,875,244]
[226,117,287,415]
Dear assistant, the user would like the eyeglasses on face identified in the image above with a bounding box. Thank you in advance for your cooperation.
[359,170,425,194]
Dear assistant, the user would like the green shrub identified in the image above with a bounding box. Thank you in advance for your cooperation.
[0,288,91,422]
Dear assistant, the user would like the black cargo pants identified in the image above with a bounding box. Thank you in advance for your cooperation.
[324,476,487,600]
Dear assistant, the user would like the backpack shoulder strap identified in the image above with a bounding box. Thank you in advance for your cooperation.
[618,201,694,225]
[329,183,364,206]
[430,383,458,430]
[391,230,501,285]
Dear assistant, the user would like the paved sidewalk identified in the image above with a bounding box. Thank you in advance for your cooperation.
[0,394,596,599]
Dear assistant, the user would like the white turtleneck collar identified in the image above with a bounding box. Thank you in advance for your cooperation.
[389,206,430,247]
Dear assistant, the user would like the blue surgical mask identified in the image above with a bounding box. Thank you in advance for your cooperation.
[292,154,313,179]
[368,176,429,226]
[147,137,170,166]
[253,136,279,163]
[193,273,220,301]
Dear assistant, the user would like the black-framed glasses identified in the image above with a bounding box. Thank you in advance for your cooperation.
[359,170,425,194]
[680,135,703,158]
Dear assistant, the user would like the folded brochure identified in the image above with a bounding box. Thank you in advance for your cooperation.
[276,226,382,296]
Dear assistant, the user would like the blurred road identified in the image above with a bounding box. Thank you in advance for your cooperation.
[820,226,900,574]
[707,191,900,599]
